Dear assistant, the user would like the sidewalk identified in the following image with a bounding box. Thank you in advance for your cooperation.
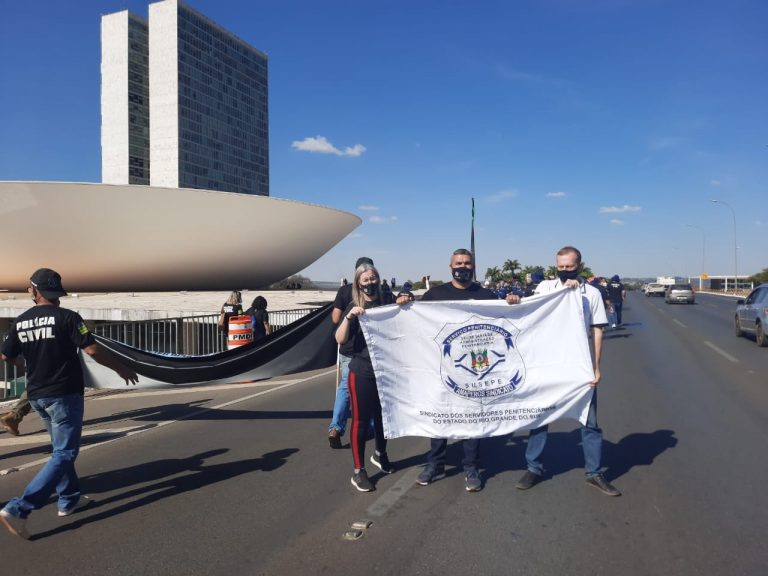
[0,289,338,322]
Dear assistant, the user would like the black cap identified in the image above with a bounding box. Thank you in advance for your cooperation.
[30,268,67,299]
[355,256,374,268]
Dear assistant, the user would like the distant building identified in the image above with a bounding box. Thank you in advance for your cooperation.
[101,0,269,195]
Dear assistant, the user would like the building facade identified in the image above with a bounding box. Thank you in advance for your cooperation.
[101,11,150,185]
[101,0,269,195]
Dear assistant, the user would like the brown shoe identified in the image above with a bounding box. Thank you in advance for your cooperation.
[328,429,342,449]
[0,413,20,436]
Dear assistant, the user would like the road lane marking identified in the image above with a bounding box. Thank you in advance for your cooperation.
[703,341,739,363]
[366,466,422,518]
[0,426,149,447]
[94,380,298,399]
[672,319,687,328]
[0,369,335,477]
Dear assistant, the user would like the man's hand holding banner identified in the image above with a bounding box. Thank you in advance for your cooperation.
[359,288,595,439]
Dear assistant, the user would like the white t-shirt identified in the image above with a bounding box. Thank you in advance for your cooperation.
[534,279,608,334]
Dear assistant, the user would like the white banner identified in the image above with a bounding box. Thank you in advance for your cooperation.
[360,288,595,439]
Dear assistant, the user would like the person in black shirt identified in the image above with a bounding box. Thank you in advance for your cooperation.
[245,296,271,341]
[0,268,138,539]
[218,291,243,339]
[327,257,373,449]
[336,263,410,492]
[416,248,520,492]
[606,275,626,326]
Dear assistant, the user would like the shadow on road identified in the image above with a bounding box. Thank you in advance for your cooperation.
[31,447,299,540]
[81,401,332,426]
[540,428,678,481]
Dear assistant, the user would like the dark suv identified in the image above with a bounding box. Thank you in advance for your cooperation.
[665,284,695,304]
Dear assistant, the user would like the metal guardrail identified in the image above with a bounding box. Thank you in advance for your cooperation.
[1,307,318,399]
[93,307,317,355]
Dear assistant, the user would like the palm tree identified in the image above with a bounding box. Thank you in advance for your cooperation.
[502,259,521,276]
[485,267,502,282]
[545,266,558,279]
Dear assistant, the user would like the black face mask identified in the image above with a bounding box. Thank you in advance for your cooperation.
[557,269,581,283]
[452,267,473,283]
[360,284,377,296]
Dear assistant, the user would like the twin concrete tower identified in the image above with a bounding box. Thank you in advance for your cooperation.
[101,0,269,196]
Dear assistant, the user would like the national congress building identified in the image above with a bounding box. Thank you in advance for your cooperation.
[101,0,269,195]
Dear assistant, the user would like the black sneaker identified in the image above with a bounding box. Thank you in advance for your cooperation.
[515,470,543,490]
[585,473,621,497]
[370,452,394,474]
[328,429,342,449]
[416,465,446,486]
[351,469,374,492]
[464,467,482,492]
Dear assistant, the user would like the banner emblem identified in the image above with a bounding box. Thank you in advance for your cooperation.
[436,317,525,403]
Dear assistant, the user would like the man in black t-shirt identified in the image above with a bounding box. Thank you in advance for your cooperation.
[606,275,626,326]
[416,249,519,492]
[0,268,138,540]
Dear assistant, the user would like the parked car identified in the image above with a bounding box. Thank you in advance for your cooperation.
[735,284,768,347]
[665,284,695,304]
[645,283,666,297]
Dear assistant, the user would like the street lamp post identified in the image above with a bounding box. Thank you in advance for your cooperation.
[686,224,706,290]
[711,199,737,292]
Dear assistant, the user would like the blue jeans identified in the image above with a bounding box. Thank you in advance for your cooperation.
[2,394,84,519]
[328,355,351,435]
[613,302,623,325]
[525,390,602,476]
[427,438,480,471]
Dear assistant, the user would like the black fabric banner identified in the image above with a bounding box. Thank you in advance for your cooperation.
[85,304,337,387]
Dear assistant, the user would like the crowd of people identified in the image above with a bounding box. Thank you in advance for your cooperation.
[326,247,622,497]
[0,250,623,539]
[217,290,272,344]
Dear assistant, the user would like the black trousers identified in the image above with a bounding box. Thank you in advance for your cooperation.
[348,370,386,470]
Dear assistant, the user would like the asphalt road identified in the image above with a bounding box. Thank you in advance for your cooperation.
[1,291,766,575]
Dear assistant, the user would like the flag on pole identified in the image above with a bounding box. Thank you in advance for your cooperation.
[471,197,476,281]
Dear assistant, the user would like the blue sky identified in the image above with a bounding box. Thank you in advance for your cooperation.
[1,0,766,284]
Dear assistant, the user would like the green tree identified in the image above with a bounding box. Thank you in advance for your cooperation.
[545,266,558,278]
[502,259,521,276]
[521,265,544,279]
[748,267,768,284]
[485,267,502,282]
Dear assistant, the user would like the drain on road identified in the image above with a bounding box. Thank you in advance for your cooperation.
[342,519,373,541]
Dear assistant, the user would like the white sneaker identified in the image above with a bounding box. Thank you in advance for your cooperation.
[0,509,30,539]
[58,495,93,517]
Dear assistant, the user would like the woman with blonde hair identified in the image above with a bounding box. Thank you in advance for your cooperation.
[218,290,243,338]
[335,263,401,492]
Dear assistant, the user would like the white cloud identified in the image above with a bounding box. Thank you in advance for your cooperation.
[710,180,721,187]
[649,137,684,150]
[546,191,566,198]
[359,205,379,211]
[599,205,641,213]
[610,219,625,225]
[291,135,367,157]
[487,189,518,203]
[369,215,398,224]
[348,232,364,238]
[496,64,540,82]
